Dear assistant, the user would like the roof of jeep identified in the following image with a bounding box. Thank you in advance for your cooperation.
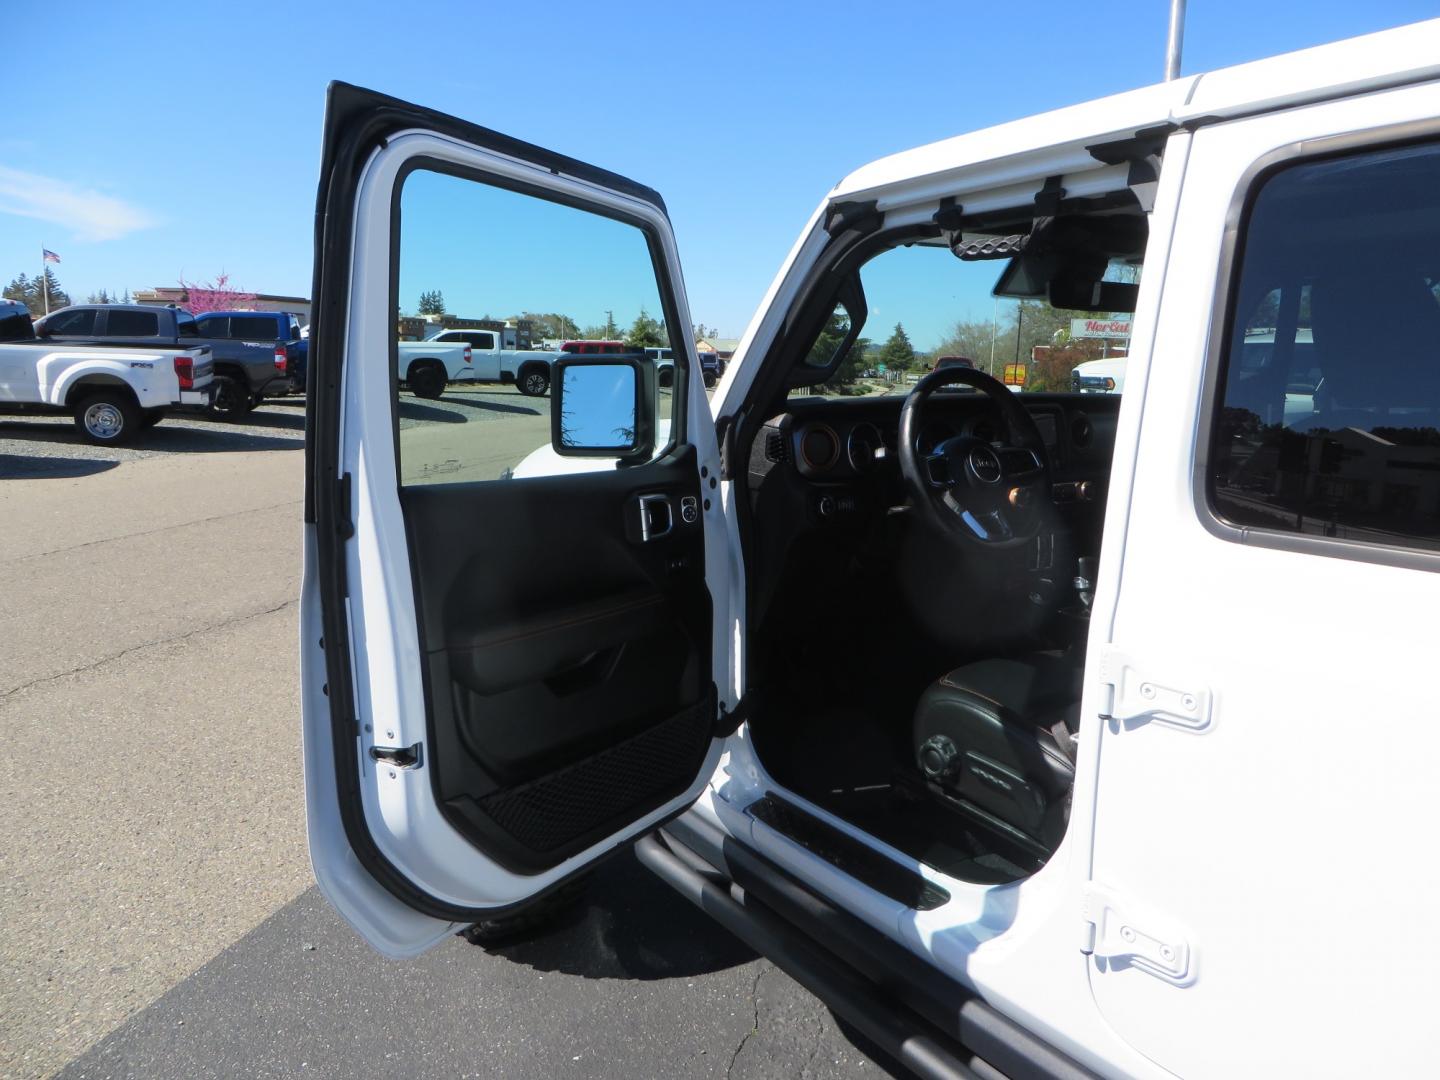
[832,18,1440,202]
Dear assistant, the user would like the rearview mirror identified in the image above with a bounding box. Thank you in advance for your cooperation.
[551,357,653,460]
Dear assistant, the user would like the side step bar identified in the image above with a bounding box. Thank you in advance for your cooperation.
[649,810,1100,1080]
[634,831,986,1080]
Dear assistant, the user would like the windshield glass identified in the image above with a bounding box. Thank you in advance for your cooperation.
[790,241,1138,398]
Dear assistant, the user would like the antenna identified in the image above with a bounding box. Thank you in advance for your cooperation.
[1165,0,1187,81]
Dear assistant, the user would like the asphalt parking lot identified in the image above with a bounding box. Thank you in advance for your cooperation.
[0,385,892,1079]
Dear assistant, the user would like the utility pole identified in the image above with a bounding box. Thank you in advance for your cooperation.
[1165,0,1186,81]
[989,296,998,375]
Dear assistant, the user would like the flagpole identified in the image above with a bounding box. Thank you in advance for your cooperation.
[41,249,49,315]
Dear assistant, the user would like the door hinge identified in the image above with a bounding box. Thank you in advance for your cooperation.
[1096,645,1212,733]
[1082,882,1194,986]
[715,688,757,737]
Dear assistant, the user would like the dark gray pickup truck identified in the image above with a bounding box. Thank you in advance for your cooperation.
[35,304,305,419]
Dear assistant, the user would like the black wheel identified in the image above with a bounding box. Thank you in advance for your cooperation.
[460,875,589,947]
[408,361,447,399]
[703,371,717,388]
[73,390,141,445]
[141,409,166,429]
[207,375,253,421]
[517,366,550,397]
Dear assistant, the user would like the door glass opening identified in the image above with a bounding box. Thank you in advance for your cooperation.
[396,167,680,486]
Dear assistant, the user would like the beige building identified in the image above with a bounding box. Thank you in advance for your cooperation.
[134,287,311,326]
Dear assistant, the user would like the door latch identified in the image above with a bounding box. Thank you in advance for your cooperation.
[1097,646,1212,733]
[1082,882,1194,986]
[370,743,423,770]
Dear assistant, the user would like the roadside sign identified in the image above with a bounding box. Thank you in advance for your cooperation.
[1070,316,1132,340]
[1002,363,1027,386]
[877,363,887,373]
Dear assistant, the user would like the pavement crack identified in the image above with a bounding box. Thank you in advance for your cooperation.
[2,498,303,566]
[727,963,767,1079]
[1,598,299,698]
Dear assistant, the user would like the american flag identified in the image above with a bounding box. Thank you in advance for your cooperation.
[42,248,60,264]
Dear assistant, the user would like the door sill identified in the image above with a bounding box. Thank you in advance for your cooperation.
[746,793,951,910]
[649,813,1098,1080]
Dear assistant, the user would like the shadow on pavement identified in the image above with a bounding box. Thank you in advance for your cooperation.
[439,395,543,417]
[396,399,467,424]
[486,847,757,980]
[233,407,307,432]
[0,454,121,480]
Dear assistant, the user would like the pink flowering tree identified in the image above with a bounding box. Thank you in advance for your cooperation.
[177,273,256,314]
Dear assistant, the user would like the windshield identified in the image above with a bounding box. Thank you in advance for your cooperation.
[790,241,1138,398]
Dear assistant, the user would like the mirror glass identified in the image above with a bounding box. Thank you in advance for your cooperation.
[558,363,639,451]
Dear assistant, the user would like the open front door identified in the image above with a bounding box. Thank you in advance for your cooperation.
[301,84,728,957]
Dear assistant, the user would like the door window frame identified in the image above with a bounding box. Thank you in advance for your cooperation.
[388,153,693,489]
[1192,116,1440,573]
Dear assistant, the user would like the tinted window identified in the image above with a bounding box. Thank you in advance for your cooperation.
[229,315,278,340]
[176,314,198,337]
[1210,141,1440,553]
[43,309,97,336]
[194,316,226,337]
[469,331,495,349]
[105,310,160,337]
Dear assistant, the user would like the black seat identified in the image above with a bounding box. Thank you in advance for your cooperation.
[912,653,1081,854]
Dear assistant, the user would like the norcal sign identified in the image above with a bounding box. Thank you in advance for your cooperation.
[1070,316,1132,340]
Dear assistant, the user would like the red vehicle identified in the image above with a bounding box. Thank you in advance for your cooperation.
[560,340,628,355]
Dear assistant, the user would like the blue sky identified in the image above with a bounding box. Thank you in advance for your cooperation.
[3,1,1436,349]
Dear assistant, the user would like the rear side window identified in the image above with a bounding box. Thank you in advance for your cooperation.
[1209,140,1440,554]
[106,310,160,337]
[229,315,279,339]
[42,309,96,336]
[194,316,226,337]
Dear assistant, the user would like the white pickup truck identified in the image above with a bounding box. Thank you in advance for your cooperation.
[397,339,472,399]
[430,329,560,396]
[0,300,214,444]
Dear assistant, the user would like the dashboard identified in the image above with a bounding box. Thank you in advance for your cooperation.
[754,391,1119,491]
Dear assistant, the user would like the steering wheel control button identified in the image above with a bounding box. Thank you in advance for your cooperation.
[680,496,699,524]
[1008,485,1034,509]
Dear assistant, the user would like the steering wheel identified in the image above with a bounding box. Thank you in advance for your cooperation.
[898,366,1053,548]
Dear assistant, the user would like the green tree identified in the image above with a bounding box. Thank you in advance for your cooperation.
[3,273,32,312]
[693,322,717,341]
[603,310,619,339]
[86,289,115,304]
[417,289,446,316]
[625,307,667,349]
[4,269,71,316]
[877,322,916,372]
[933,319,998,372]
[518,311,580,341]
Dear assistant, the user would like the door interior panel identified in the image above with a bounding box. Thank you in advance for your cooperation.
[399,444,713,873]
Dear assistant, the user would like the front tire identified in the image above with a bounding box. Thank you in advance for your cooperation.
[73,391,141,446]
[408,362,447,399]
[518,366,550,397]
[207,375,253,421]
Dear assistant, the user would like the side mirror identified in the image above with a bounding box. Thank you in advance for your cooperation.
[551,356,654,461]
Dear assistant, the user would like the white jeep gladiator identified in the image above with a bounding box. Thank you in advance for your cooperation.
[0,301,214,444]
[301,19,1440,1079]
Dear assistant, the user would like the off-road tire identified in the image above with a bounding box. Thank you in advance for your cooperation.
[207,375,254,421]
[408,361,447,400]
[517,366,550,397]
